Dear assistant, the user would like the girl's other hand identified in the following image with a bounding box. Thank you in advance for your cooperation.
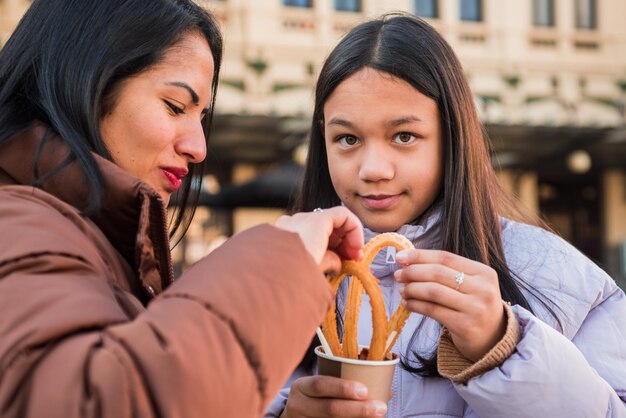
[394,249,506,362]
[280,376,388,418]
[275,206,364,275]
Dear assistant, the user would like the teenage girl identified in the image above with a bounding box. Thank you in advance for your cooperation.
[265,13,626,418]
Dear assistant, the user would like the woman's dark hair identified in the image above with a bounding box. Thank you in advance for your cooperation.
[0,0,223,243]
[295,13,557,376]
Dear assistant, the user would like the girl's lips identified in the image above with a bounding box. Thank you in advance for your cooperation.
[359,194,401,210]
[161,169,184,191]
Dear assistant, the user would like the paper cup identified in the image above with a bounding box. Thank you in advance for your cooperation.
[315,345,399,402]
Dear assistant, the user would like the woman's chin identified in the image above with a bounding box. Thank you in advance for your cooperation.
[158,191,171,207]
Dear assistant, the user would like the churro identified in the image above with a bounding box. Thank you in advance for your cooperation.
[322,232,413,360]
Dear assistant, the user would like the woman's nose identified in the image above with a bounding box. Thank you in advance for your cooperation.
[175,121,207,164]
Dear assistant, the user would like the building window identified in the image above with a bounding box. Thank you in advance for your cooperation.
[334,0,361,12]
[415,0,438,18]
[460,0,482,22]
[575,0,597,29]
[533,0,555,27]
[283,0,313,8]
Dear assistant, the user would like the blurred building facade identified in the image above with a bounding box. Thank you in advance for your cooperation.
[2,0,626,285]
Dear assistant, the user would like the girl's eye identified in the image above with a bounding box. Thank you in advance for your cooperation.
[393,132,417,144]
[337,135,359,147]
[164,100,184,115]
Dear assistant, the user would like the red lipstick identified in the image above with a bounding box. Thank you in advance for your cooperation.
[161,166,188,191]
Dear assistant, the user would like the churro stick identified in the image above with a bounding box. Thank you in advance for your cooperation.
[385,306,410,356]
[342,260,389,360]
[322,273,347,357]
[342,276,364,359]
[362,233,413,266]
[366,234,413,356]
[323,262,388,360]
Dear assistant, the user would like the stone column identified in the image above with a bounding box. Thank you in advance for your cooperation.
[496,169,539,215]
[603,169,626,287]
[517,171,539,214]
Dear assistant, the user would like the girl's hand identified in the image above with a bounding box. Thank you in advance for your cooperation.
[280,376,388,418]
[275,206,364,275]
[394,249,506,362]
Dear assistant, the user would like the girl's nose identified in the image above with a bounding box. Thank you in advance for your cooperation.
[358,144,394,182]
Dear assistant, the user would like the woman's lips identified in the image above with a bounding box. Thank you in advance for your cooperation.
[161,167,188,191]
[359,194,401,210]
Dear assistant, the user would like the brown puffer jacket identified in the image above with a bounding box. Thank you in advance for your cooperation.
[0,125,332,417]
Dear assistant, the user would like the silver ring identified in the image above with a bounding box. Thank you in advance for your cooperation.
[313,208,324,213]
[454,271,465,291]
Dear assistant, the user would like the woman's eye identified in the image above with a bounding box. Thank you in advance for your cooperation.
[164,100,184,115]
[337,135,359,147]
[393,132,417,144]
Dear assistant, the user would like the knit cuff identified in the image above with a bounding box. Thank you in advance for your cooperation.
[437,301,520,384]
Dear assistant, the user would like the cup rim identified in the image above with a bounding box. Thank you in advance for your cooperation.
[314,345,400,366]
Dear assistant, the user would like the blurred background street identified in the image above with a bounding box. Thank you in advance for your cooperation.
[2,0,625,287]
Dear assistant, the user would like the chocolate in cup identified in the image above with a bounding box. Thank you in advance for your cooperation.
[315,345,399,402]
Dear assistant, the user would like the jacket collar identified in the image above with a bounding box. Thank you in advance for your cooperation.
[0,124,174,300]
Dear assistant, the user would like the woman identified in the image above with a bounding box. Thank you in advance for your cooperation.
[267,13,626,418]
[0,1,364,417]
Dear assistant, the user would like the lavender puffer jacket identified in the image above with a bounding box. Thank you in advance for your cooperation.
[265,212,626,417]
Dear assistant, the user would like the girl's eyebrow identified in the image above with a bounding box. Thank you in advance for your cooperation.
[327,117,354,128]
[326,116,423,128]
[386,116,423,127]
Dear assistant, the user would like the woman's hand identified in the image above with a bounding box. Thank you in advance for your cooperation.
[275,206,364,275]
[394,249,506,362]
[280,376,388,418]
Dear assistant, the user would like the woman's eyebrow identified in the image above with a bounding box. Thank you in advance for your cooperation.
[166,81,210,113]
[166,81,199,105]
